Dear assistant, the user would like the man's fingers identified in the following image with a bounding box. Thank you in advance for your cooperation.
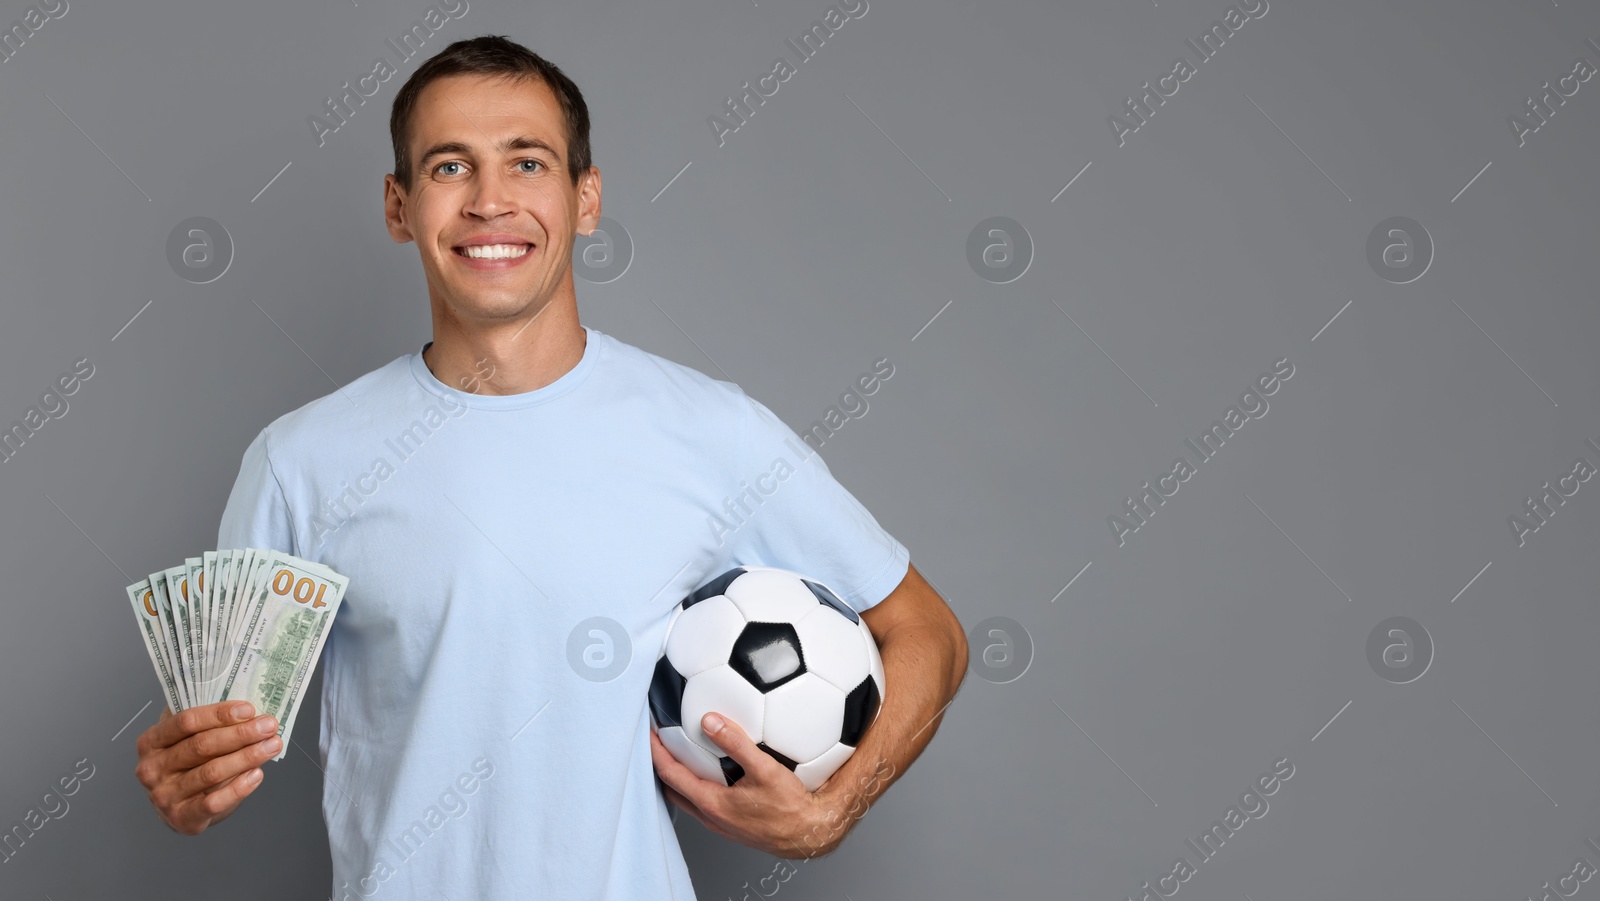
[649,732,690,785]
[660,782,697,814]
[140,701,256,753]
[167,714,277,772]
[660,783,732,839]
[182,766,264,823]
[700,714,774,783]
[175,734,282,799]
[649,729,708,798]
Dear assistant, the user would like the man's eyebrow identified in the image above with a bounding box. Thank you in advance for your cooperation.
[417,135,562,168]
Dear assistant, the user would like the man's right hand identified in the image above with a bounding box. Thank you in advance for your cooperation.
[134,701,281,835]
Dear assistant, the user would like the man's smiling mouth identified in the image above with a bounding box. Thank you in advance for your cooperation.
[454,243,532,260]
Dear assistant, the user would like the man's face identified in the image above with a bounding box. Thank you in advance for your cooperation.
[384,73,600,326]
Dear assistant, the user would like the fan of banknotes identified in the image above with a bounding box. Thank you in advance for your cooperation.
[124,548,349,761]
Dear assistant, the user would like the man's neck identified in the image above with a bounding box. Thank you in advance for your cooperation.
[422,302,587,396]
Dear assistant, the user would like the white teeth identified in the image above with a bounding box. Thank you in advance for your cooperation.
[460,243,530,260]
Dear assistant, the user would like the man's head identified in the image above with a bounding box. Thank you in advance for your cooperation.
[389,35,592,194]
[384,36,599,330]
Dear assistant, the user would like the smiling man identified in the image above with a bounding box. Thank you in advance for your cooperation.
[132,34,967,900]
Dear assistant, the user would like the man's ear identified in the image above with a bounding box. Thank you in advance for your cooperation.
[576,166,602,236]
[384,173,415,244]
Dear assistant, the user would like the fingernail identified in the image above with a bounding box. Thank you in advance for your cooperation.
[232,703,252,720]
[255,717,277,734]
[261,737,282,754]
[704,713,724,735]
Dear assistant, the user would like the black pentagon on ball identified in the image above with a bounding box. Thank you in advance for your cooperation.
[719,756,745,786]
[729,621,806,692]
[803,578,859,624]
[647,656,687,728]
[840,675,881,746]
[682,567,746,609]
[757,742,799,772]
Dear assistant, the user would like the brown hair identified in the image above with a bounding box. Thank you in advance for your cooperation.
[388,35,592,192]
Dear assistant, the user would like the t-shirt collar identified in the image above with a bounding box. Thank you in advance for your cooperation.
[409,325,601,410]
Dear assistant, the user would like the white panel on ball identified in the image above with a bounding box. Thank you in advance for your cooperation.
[795,606,872,692]
[722,568,822,623]
[655,724,723,784]
[794,742,858,792]
[680,663,767,753]
[664,594,746,678]
[762,673,849,764]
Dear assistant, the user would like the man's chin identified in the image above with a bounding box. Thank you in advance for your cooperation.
[441,296,546,323]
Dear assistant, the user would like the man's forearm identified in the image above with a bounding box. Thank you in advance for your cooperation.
[792,615,967,856]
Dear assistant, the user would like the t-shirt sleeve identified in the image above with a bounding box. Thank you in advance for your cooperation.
[719,390,910,613]
[217,428,298,555]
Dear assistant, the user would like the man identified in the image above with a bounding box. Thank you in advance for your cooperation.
[133,34,967,899]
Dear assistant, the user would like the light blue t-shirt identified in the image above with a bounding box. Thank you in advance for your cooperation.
[216,325,910,901]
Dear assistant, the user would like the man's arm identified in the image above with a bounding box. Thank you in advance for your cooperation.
[794,561,966,855]
[651,561,967,858]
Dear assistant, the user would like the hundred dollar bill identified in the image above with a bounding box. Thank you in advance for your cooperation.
[270,558,345,748]
[134,574,178,710]
[222,549,267,682]
[146,570,190,710]
[208,550,235,690]
[164,564,197,704]
[125,579,185,715]
[191,553,227,707]
[195,548,240,707]
[183,557,204,693]
[219,550,347,760]
[198,551,219,688]
[215,549,242,677]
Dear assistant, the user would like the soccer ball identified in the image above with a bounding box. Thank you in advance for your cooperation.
[648,565,886,791]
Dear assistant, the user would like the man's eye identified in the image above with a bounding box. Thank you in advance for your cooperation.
[437,161,464,176]
[519,159,543,173]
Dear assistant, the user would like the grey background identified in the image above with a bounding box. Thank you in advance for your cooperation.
[2,0,1597,898]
